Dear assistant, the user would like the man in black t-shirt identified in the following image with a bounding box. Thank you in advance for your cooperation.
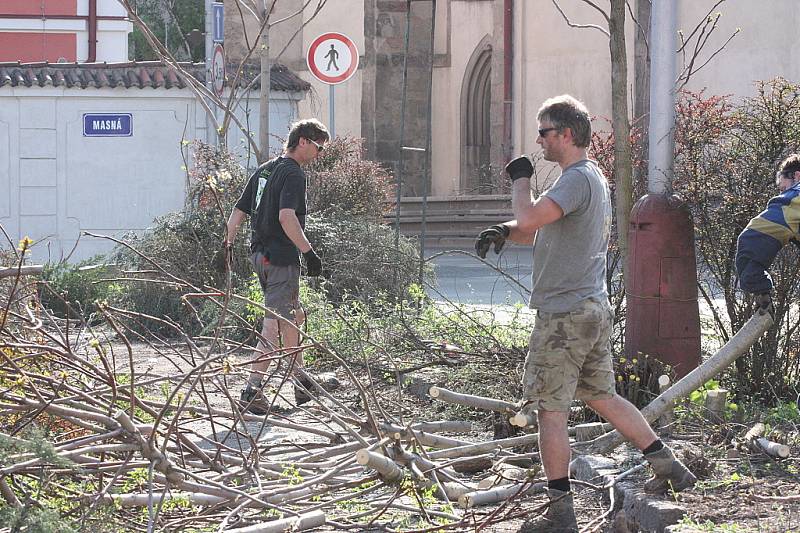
[225,119,329,413]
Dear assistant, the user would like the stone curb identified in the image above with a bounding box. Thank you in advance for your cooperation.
[571,455,688,532]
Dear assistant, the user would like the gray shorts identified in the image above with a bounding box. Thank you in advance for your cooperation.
[250,251,300,320]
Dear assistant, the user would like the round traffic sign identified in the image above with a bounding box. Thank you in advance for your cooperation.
[306,33,359,85]
[211,43,225,98]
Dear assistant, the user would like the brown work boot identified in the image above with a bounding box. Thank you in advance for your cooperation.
[517,489,578,533]
[293,377,314,405]
[293,373,341,405]
[644,446,697,493]
[238,385,271,415]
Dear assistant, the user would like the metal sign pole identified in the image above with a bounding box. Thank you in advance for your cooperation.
[329,84,335,138]
[204,0,213,145]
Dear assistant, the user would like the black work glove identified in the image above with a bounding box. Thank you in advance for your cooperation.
[505,156,534,182]
[303,249,323,277]
[755,292,773,316]
[475,224,510,259]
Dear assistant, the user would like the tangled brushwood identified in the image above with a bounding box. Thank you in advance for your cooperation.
[0,247,557,532]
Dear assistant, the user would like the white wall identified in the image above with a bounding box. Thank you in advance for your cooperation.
[0,86,302,263]
[295,0,364,139]
[431,1,494,195]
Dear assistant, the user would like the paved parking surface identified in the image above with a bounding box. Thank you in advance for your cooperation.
[424,244,532,305]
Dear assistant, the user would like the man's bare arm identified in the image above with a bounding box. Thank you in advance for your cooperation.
[511,178,564,235]
[278,208,312,253]
[226,208,247,244]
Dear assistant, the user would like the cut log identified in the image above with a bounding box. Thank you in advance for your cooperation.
[657,375,673,431]
[429,386,517,413]
[581,312,773,454]
[419,479,475,501]
[510,406,584,428]
[356,449,404,482]
[754,438,790,459]
[381,423,471,449]
[0,265,43,279]
[225,510,326,532]
[411,420,474,433]
[743,422,766,442]
[574,422,607,442]
[458,481,546,508]
[510,412,537,428]
[743,423,790,459]
[705,389,728,423]
[100,492,225,507]
[428,433,540,460]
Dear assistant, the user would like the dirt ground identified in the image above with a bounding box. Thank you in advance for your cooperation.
[121,339,800,532]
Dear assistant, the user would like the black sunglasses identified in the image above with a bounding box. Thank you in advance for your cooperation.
[538,127,558,137]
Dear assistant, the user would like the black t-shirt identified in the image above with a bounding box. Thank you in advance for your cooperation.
[234,156,306,266]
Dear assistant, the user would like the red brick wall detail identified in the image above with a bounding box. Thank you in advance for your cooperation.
[0,32,77,62]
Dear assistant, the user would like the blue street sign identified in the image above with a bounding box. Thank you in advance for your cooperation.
[83,114,133,137]
[213,2,224,43]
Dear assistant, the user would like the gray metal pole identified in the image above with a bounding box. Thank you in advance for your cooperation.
[647,0,677,194]
[329,84,335,138]
[418,0,436,286]
[204,0,213,145]
[393,0,413,253]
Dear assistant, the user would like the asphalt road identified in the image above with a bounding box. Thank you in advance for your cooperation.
[424,244,533,305]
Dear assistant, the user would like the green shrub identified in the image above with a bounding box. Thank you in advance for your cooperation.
[305,216,425,304]
[111,140,419,335]
[39,257,120,320]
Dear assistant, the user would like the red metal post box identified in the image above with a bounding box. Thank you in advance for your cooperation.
[625,194,701,377]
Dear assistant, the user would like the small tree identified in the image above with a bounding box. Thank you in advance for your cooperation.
[119,0,329,161]
[673,80,800,399]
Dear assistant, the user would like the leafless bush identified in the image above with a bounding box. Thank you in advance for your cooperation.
[673,80,800,399]
[305,137,395,221]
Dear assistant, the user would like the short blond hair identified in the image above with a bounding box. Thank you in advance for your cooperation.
[537,95,592,148]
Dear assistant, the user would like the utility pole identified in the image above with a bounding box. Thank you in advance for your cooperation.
[259,8,271,163]
[647,0,677,193]
[204,0,214,146]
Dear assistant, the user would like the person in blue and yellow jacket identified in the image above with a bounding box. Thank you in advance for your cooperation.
[735,154,800,314]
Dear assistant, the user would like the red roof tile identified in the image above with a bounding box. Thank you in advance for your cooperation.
[0,61,310,92]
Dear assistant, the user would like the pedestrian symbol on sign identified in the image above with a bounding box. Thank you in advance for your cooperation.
[306,33,358,85]
[324,44,339,71]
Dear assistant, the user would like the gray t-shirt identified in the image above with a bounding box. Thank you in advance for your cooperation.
[529,159,611,313]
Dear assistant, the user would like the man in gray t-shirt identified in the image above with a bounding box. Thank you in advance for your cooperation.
[530,159,612,313]
[475,95,695,532]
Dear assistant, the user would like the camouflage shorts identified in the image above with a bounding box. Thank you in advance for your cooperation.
[522,297,616,412]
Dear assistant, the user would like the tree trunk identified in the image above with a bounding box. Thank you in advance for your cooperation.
[609,0,633,279]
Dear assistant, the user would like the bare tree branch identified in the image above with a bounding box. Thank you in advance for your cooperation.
[577,0,611,23]
[550,0,610,37]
